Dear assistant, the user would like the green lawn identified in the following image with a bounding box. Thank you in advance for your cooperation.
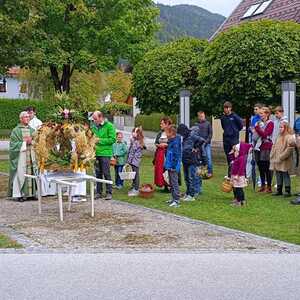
[113,157,300,245]
[1,157,300,245]
[0,160,8,173]
[0,233,22,248]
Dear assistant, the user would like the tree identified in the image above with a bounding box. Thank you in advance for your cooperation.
[198,20,300,118]
[0,0,159,93]
[20,68,107,111]
[133,38,208,114]
[106,69,133,103]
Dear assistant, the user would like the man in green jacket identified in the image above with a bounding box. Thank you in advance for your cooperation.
[91,111,116,200]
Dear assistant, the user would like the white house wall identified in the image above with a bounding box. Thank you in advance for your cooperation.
[0,77,28,99]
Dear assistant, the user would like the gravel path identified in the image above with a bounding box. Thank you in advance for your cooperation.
[1,172,300,253]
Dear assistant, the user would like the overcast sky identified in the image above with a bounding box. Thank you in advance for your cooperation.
[155,0,241,17]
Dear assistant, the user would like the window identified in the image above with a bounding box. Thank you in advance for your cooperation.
[242,3,261,18]
[253,0,272,15]
[241,0,273,19]
[0,78,6,93]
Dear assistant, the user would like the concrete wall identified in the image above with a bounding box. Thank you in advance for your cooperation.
[212,117,245,145]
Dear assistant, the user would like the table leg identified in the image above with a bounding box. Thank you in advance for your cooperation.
[37,177,42,215]
[90,180,95,217]
[58,184,63,221]
[68,186,72,212]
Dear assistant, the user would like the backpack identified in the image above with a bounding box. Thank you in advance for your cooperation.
[294,117,300,135]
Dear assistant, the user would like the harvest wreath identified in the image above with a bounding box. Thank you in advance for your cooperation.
[33,107,98,173]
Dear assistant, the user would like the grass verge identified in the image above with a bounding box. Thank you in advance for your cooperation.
[113,157,300,245]
[0,233,22,248]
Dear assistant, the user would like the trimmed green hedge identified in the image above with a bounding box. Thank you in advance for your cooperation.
[135,113,177,132]
[100,102,132,115]
[0,99,54,130]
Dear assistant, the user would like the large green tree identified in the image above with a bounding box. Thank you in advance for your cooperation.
[0,0,158,93]
[133,37,208,114]
[198,20,300,117]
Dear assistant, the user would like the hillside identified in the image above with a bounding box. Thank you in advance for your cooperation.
[157,3,226,42]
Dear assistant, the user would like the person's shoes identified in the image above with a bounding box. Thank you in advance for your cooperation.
[95,193,104,200]
[206,173,213,179]
[183,195,195,202]
[14,197,24,202]
[284,187,291,198]
[273,186,283,196]
[265,186,272,193]
[230,200,241,207]
[291,198,300,205]
[115,185,123,190]
[105,194,113,200]
[258,185,266,192]
[169,201,180,208]
[166,199,173,204]
[26,196,38,201]
[128,189,139,197]
[181,194,188,201]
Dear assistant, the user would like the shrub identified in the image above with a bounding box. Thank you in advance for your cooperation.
[100,102,132,116]
[135,113,177,132]
[0,99,54,130]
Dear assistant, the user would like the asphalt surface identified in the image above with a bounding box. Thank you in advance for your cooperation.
[2,253,300,300]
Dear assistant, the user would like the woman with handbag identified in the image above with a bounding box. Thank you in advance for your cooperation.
[254,107,274,193]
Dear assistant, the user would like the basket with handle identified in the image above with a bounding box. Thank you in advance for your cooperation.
[119,164,136,180]
[221,178,233,193]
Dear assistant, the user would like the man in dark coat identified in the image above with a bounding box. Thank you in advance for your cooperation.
[221,101,243,177]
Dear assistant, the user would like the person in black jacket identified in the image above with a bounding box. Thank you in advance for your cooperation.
[196,111,213,178]
[221,101,243,177]
[177,124,206,201]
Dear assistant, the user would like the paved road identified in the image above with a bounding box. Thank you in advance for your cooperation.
[1,253,300,300]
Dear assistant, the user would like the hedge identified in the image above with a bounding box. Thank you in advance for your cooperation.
[135,113,177,132]
[0,99,54,130]
[100,102,132,115]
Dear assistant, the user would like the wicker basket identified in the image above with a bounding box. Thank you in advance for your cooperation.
[119,164,136,180]
[221,178,233,193]
[139,184,155,198]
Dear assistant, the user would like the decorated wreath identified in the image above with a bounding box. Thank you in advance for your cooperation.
[33,106,97,173]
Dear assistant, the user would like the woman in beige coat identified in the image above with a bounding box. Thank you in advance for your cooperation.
[270,121,295,197]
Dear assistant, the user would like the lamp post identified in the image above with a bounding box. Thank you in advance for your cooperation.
[282,81,296,126]
[180,89,191,127]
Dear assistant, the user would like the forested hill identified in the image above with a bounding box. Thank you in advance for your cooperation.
[157,3,226,42]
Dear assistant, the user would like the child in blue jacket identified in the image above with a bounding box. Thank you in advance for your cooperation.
[165,126,182,208]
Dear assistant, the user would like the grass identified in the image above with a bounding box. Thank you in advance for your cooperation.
[113,156,300,245]
[0,233,22,248]
[1,156,300,245]
[0,160,8,173]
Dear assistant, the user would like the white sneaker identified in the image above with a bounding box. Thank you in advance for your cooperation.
[128,189,139,197]
[169,201,180,208]
[183,195,195,202]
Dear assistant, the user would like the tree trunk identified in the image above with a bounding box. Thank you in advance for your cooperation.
[61,64,71,93]
[50,65,62,93]
[245,116,250,143]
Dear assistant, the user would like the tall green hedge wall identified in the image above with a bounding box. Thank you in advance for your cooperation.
[0,99,53,130]
[135,113,177,132]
